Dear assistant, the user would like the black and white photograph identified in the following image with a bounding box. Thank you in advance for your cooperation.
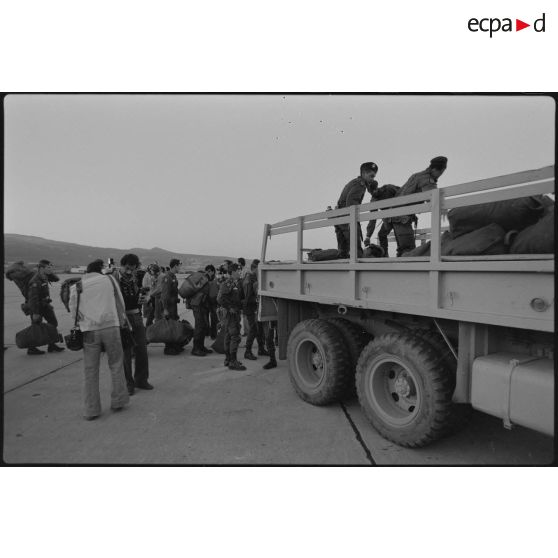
[3,93,555,465]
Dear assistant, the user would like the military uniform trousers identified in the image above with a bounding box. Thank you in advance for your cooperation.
[192,306,209,350]
[265,321,277,356]
[33,303,58,328]
[378,220,416,257]
[335,224,363,258]
[223,311,242,355]
[244,309,265,351]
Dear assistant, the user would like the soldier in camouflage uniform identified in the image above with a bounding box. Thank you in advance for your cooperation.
[217,263,246,371]
[26,259,65,355]
[335,162,379,258]
[161,258,183,355]
[389,156,448,256]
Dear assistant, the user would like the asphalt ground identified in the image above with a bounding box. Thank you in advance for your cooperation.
[2,276,554,465]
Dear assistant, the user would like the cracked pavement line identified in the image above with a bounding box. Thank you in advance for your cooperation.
[4,358,84,394]
[340,402,376,465]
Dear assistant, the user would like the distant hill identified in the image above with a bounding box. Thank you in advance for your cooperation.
[4,234,239,271]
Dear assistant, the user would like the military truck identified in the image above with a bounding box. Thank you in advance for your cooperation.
[258,166,554,447]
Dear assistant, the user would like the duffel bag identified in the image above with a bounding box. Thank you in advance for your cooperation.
[178,271,208,299]
[146,318,190,344]
[403,241,432,257]
[402,232,452,257]
[442,223,508,256]
[307,248,340,261]
[448,195,547,237]
[211,326,225,354]
[509,206,554,254]
[402,227,508,257]
[16,323,62,349]
[362,243,385,258]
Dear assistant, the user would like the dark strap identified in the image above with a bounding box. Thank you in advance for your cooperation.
[73,282,82,328]
[107,275,131,328]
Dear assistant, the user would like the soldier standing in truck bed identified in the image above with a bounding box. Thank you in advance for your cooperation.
[389,156,448,256]
[335,162,379,258]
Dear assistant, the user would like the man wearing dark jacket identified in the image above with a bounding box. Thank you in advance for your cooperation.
[389,156,448,256]
[161,258,182,355]
[115,253,152,395]
[335,162,379,258]
[189,264,216,356]
[217,263,246,371]
[26,259,65,355]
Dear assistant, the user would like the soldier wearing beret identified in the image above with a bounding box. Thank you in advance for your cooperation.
[335,162,379,258]
[389,156,448,256]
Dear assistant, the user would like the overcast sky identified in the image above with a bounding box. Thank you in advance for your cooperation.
[4,94,555,260]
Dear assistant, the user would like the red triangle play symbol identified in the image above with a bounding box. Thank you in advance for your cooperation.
[516,19,530,31]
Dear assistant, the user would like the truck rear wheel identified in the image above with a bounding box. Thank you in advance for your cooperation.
[327,317,372,396]
[356,332,453,447]
[410,328,472,434]
[287,319,352,405]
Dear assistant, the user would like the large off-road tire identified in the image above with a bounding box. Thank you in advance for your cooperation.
[410,328,473,434]
[287,318,352,405]
[356,332,454,447]
[327,317,372,396]
[409,328,456,389]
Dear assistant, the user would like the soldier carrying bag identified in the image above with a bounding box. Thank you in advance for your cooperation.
[178,271,208,299]
[16,324,62,349]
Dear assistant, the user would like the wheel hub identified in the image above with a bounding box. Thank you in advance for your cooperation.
[394,374,412,397]
[311,350,324,369]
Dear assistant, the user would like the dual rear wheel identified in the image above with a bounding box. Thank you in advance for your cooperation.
[287,318,462,447]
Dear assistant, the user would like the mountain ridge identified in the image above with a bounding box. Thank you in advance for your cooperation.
[4,233,240,270]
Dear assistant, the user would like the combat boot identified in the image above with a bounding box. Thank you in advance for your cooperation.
[263,352,277,369]
[48,343,65,353]
[27,347,45,355]
[244,347,257,360]
[223,352,230,367]
[228,352,246,371]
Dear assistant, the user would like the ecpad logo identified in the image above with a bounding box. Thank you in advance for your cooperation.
[468,13,546,37]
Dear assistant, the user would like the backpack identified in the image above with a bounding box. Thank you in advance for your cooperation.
[5,261,35,299]
[374,184,400,201]
[60,277,83,312]
[178,271,208,299]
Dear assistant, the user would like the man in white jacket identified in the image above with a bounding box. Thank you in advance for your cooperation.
[69,259,129,420]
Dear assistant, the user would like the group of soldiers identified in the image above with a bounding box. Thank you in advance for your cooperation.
[14,256,277,387]
[334,156,448,257]
[120,257,277,374]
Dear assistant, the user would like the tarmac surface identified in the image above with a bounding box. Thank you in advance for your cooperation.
[3,276,554,465]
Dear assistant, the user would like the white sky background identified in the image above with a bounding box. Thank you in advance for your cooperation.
[4,94,555,259]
